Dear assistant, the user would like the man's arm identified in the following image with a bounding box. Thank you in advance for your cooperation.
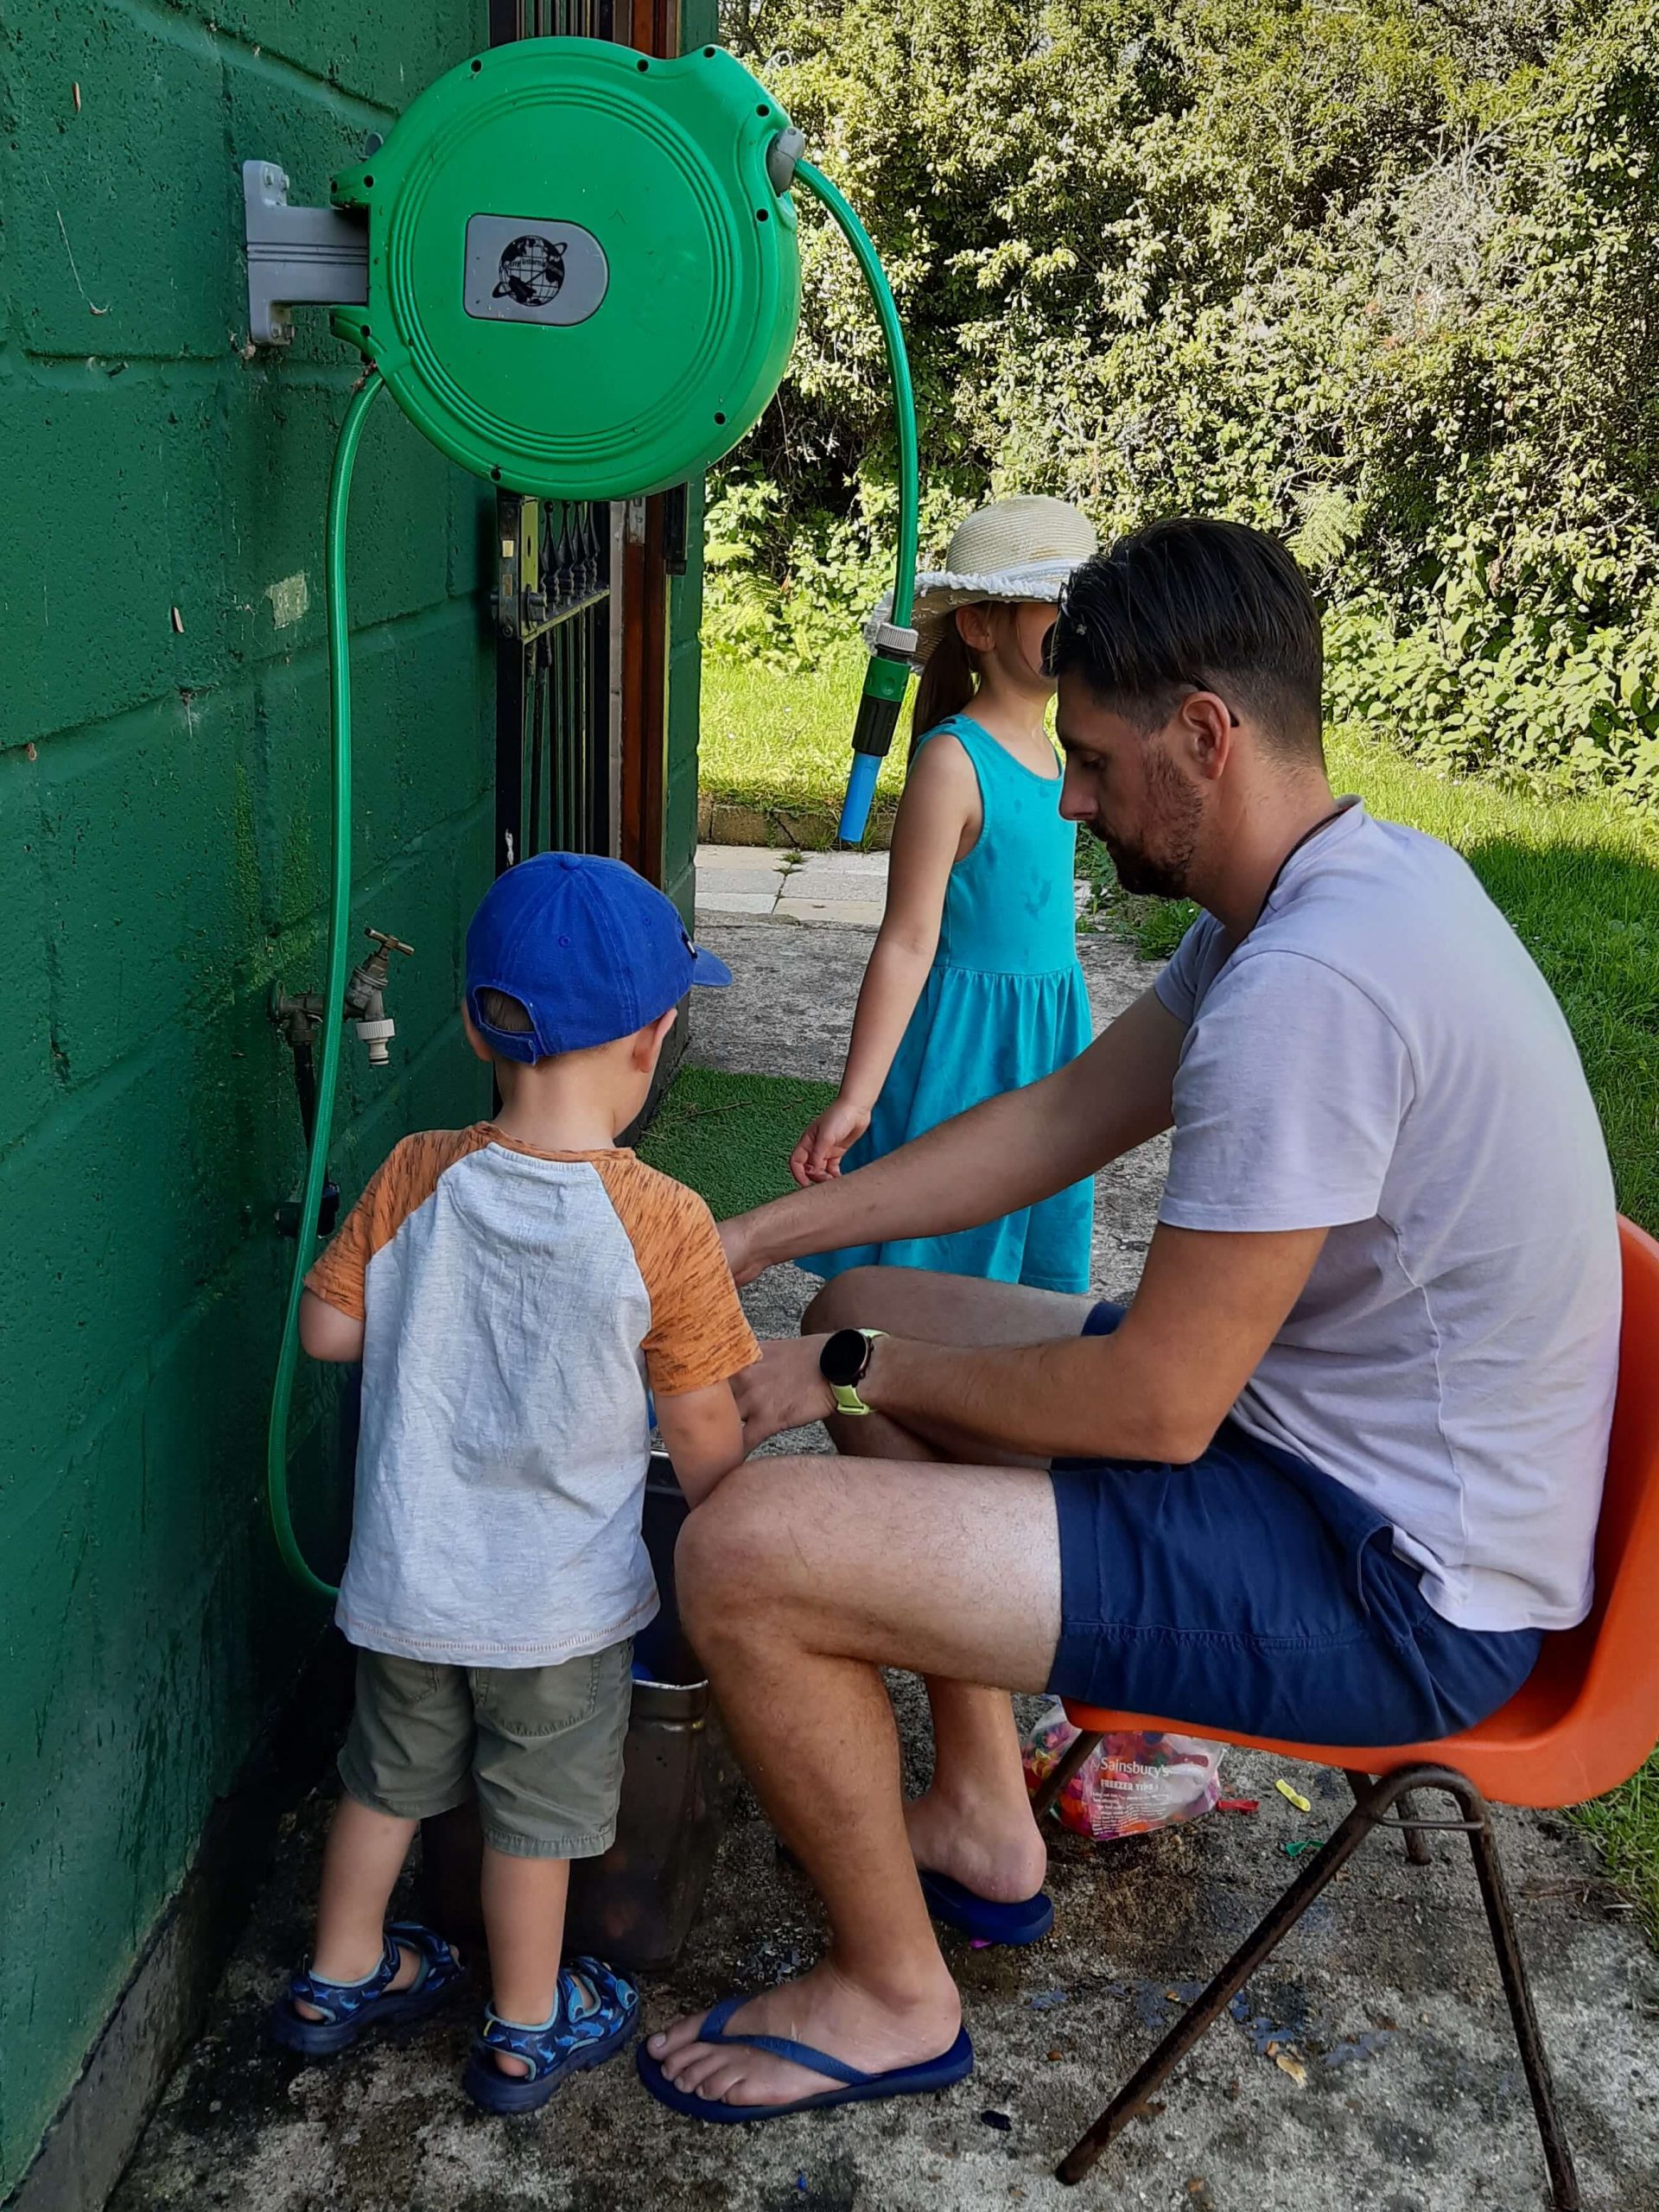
[734,1221,1326,1464]
[726,986,1185,1282]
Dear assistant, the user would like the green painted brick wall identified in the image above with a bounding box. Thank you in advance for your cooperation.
[0,0,501,2189]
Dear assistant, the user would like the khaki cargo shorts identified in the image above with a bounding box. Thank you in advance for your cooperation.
[338,1639,632,1859]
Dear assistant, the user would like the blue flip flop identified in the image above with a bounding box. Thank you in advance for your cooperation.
[775,1844,1053,1949]
[462,1957,639,2114]
[635,1993,973,2122]
[918,1868,1053,1946]
[268,1919,463,2057]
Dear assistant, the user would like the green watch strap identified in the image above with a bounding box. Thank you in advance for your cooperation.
[829,1328,887,1417]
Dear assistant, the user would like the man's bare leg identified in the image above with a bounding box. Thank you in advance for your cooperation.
[820,1399,1047,1904]
[806,1267,1095,1905]
[648,1452,1061,2109]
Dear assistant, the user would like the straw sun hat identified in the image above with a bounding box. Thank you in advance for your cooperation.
[868,495,1099,665]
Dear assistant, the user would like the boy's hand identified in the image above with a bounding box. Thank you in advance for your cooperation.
[789,1098,872,1187]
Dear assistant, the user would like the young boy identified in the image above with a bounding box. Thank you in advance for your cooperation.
[268,853,758,2113]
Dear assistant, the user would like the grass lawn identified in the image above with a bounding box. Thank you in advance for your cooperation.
[702,643,909,847]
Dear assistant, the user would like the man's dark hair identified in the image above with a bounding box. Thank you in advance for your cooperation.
[1049,518,1325,760]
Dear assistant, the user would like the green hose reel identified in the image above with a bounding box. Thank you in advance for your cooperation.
[257,37,918,1597]
[326,40,804,499]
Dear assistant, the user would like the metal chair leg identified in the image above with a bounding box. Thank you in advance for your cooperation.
[1031,1729,1101,1821]
[1055,1785,1384,2184]
[1347,1770,1431,1865]
[1399,1789,1434,1865]
[1055,1764,1580,2208]
[1452,1780,1581,2212]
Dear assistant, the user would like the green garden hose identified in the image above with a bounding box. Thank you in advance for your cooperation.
[265,151,919,1594]
[265,369,384,1601]
[791,160,921,843]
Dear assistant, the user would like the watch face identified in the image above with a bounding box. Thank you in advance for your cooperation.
[819,1329,870,1388]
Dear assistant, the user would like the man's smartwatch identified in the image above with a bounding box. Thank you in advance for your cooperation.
[819,1327,887,1417]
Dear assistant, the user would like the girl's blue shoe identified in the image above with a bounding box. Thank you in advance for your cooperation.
[268,1919,462,2057]
[461,1956,639,2114]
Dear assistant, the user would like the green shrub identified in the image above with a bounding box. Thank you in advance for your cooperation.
[712,0,1659,801]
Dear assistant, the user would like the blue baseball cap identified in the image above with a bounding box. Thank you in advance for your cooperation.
[466,853,733,1063]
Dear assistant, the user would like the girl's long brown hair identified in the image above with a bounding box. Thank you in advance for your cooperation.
[912,612,980,749]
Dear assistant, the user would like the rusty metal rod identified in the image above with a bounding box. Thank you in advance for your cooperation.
[1057,1770,1412,2185]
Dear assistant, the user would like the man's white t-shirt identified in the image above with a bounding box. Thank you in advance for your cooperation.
[1154,801,1620,1634]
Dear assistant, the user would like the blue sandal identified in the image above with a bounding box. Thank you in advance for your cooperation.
[635,1993,975,2123]
[268,1919,462,2057]
[461,1957,639,2114]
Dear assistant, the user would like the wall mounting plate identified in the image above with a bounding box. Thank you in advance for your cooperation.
[327,38,802,499]
[242,162,368,346]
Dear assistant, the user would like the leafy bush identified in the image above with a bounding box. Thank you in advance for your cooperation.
[712,0,1659,801]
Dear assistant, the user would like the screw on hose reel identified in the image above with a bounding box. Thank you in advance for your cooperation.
[319,40,804,499]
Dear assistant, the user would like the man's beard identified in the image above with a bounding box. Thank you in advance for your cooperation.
[1089,745,1203,899]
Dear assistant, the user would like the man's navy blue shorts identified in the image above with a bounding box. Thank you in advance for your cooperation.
[1045,1304,1542,1745]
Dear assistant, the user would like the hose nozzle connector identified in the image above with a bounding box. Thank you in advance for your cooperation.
[837,646,914,846]
[852,657,908,758]
[355,1017,395,1067]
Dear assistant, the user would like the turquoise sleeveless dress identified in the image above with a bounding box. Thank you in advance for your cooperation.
[799,713,1094,1293]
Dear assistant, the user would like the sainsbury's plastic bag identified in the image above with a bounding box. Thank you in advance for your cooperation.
[1021,1700,1224,1841]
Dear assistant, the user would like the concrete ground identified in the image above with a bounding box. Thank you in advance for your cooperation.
[696,842,895,930]
[112,859,1659,2211]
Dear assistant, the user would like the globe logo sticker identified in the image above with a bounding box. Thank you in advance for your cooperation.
[464,215,609,327]
[493,235,567,307]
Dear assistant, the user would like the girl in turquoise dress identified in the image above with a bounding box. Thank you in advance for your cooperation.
[793,496,1097,1293]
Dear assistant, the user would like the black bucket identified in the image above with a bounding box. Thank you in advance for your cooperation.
[418,1453,735,1974]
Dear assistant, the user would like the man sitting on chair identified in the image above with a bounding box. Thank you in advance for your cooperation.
[637,518,1622,2124]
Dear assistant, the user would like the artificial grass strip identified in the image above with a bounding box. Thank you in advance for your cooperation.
[639,1065,836,1220]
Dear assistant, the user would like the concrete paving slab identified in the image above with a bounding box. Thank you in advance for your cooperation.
[698,846,792,870]
[109,1742,1659,2212]
[697,892,779,917]
[785,856,892,887]
[111,913,1659,2212]
[775,898,888,927]
[696,868,787,899]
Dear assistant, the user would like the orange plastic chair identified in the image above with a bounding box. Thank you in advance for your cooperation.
[1033,1216,1659,2210]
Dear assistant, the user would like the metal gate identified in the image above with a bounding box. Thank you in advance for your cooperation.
[493,492,616,869]
[488,0,684,886]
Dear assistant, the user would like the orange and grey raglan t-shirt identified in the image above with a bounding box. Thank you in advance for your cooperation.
[305,1126,759,1666]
